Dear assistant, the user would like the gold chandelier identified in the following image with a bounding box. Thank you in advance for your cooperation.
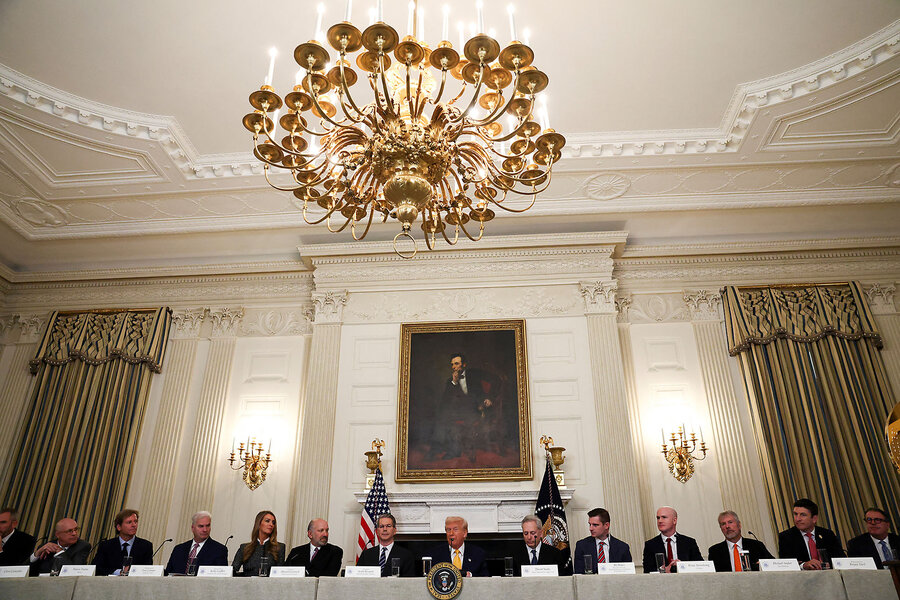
[242,1,564,257]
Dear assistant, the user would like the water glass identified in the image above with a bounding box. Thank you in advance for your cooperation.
[655,552,666,573]
[504,557,514,577]
[421,556,432,576]
[583,554,594,574]
[818,550,831,570]
[121,555,133,576]
[739,550,752,572]
[187,557,197,576]
[258,556,271,577]
[391,558,401,577]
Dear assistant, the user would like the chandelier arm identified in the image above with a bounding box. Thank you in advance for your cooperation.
[405,63,416,121]
[302,199,343,225]
[446,81,468,106]
[456,214,486,242]
[326,210,358,233]
[448,65,487,124]
[261,166,308,192]
[490,192,537,213]
[432,69,449,105]
[439,219,461,245]
[377,54,397,117]
[349,204,376,240]
[413,67,426,120]
[468,72,528,129]
[305,72,345,130]
[335,58,369,123]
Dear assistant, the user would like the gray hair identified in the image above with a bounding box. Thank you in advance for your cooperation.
[191,511,212,525]
[717,510,740,523]
[521,514,542,528]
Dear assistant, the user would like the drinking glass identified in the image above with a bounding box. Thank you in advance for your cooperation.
[583,555,594,574]
[421,557,432,576]
[504,557,514,577]
[258,556,271,577]
[121,555,133,576]
[739,550,751,572]
[391,558,401,577]
[818,550,831,570]
[187,557,197,576]
[655,553,666,573]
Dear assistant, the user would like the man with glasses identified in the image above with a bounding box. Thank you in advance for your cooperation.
[29,518,91,575]
[847,508,900,569]
[357,514,416,576]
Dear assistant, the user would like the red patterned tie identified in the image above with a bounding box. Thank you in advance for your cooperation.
[597,541,605,564]
[185,542,199,574]
[805,533,819,561]
[666,538,673,565]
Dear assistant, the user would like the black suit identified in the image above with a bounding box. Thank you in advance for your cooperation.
[165,537,228,575]
[0,529,36,566]
[437,368,502,459]
[92,536,153,576]
[641,533,703,573]
[357,543,417,577]
[512,542,567,576]
[777,526,844,564]
[285,543,343,576]
[428,542,490,577]
[573,535,632,573]
[29,539,91,575]
[846,532,900,569]
[707,537,773,572]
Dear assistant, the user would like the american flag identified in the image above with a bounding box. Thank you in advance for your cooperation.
[356,468,390,562]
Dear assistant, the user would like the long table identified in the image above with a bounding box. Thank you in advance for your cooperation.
[0,570,894,600]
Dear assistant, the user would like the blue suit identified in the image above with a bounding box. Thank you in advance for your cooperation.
[573,535,632,573]
[165,538,228,575]
[428,543,490,577]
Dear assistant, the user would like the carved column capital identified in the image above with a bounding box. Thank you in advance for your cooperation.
[208,307,244,337]
[580,281,618,315]
[171,308,208,339]
[683,289,723,321]
[311,290,348,324]
[615,296,633,323]
[16,314,48,344]
[863,283,897,314]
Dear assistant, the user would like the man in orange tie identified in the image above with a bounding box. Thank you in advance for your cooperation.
[777,498,845,570]
[707,511,773,572]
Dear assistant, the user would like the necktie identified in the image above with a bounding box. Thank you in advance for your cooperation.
[531,549,537,565]
[121,542,129,557]
[186,543,199,574]
[666,538,673,565]
[805,533,819,561]
[880,540,893,562]
[597,541,605,564]
[379,547,387,572]
[311,546,319,562]
[453,549,462,569]
[732,544,742,572]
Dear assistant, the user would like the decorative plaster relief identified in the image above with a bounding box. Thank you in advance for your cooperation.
[209,307,244,337]
[864,282,897,314]
[683,290,723,321]
[580,281,618,315]
[171,307,207,339]
[239,308,311,337]
[887,163,900,187]
[10,198,69,227]
[626,294,691,324]
[312,290,348,324]
[585,173,630,200]
[0,313,49,343]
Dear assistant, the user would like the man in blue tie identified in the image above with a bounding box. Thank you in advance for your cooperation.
[92,509,153,575]
[512,514,567,576]
[356,514,416,576]
[847,508,900,569]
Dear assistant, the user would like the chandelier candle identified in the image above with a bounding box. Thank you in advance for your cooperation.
[242,0,564,257]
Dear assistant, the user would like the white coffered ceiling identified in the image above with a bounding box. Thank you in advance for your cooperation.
[0,1,898,276]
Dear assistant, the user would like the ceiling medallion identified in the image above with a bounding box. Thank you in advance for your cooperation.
[243,1,564,258]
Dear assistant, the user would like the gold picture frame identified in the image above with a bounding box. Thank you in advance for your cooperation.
[396,319,532,482]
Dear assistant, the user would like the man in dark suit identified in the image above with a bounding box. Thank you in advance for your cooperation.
[573,507,631,574]
[93,508,153,576]
[436,353,503,461]
[0,507,36,566]
[641,506,702,573]
[512,514,567,576]
[777,498,844,570]
[29,517,91,575]
[357,514,416,576]
[286,518,343,576]
[707,510,773,572]
[165,510,228,575]
[428,516,489,577]
[846,507,900,569]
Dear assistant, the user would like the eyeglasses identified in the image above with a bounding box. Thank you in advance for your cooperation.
[59,527,79,535]
[864,517,888,524]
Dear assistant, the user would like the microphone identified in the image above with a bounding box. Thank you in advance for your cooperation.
[224,535,234,552]
[747,531,759,540]
[151,539,173,560]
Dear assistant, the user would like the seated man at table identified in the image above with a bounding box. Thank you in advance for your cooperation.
[29,518,91,575]
[285,518,343,576]
[708,510,772,572]
[357,513,416,576]
[166,510,228,575]
[0,507,36,566]
[93,508,154,576]
[777,498,844,570]
[641,506,702,573]
[429,516,489,577]
[846,507,900,569]
[512,514,567,576]
[573,507,631,573]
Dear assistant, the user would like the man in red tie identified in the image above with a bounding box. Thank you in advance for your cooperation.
[777,498,845,570]
[164,511,228,575]
[707,510,773,572]
[641,506,703,573]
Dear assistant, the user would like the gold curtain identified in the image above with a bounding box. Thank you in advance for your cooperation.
[723,283,899,542]
[1,308,172,546]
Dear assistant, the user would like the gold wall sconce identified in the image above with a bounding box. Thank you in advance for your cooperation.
[887,402,900,474]
[364,438,385,490]
[228,437,272,490]
[661,426,708,483]
[540,435,567,488]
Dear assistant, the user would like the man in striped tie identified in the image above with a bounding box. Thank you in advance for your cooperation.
[165,511,228,575]
[357,514,416,576]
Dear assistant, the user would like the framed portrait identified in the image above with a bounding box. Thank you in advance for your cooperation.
[396,319,532,482]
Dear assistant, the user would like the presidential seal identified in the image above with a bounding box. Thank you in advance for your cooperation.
[426,562,463,600]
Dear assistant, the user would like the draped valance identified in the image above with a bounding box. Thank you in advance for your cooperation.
[722,282,882,356]
[29,307,172,374]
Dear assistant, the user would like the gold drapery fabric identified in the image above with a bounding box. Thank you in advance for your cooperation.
[1,308,172,546]
[723,283,898,542]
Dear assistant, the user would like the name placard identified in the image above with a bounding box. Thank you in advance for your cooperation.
[521,564,559,577]
[345,566,381,577]
[832,557,877,570]
[60,565,96,577]
[759,559,801,572]
[197,565,232,577]
[596,562,636,574]
[0,566,29,578]
[676,561,715,573]
[270,566,306,577]
[128,565,164,577]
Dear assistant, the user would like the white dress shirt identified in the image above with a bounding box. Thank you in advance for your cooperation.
[726,538,744,570]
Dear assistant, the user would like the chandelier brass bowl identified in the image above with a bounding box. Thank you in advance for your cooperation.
[242,13,564,258]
